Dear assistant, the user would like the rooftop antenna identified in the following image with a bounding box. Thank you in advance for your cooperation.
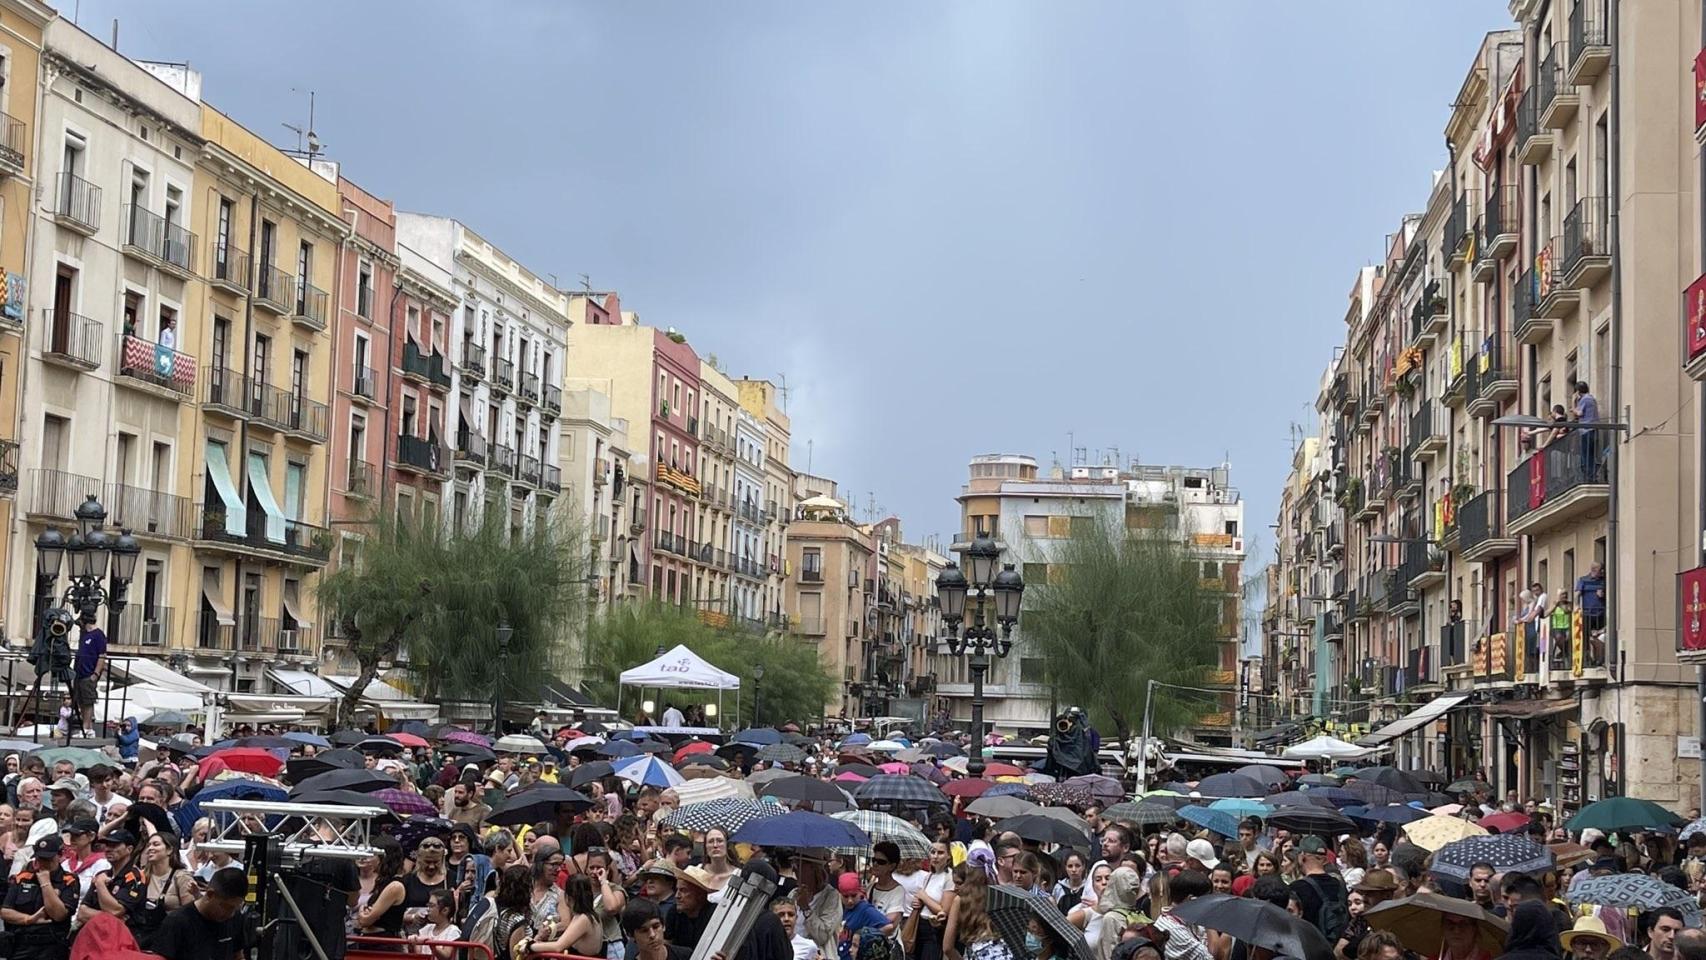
[806,438,813,473]
[282,89,323,158]
[579,273,592,292]
[773,373,791,411]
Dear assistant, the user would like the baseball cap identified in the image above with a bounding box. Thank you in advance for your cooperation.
[64,818,100,836]
[48,778,80,795]
[102,828,138,847]
[1298,836,1328,855]
[1185,838,1220,869]
[836,872,863,896]
[33,835,63,858]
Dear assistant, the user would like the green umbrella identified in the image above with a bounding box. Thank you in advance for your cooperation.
[1564,797,1684,833]
[29,746,113,770]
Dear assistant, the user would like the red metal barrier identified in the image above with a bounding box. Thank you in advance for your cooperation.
[348,934,498,960]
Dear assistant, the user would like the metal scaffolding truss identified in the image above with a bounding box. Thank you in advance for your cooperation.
[198,799,385,862]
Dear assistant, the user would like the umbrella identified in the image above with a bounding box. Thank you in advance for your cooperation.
[1566,874,1702,928]
[835,763,884,778]
[495,734,549,755]
[394,817,455,855]
[1169,894,1332,960]
[923,742,963,758]
[28,746,111,770]
[173,776,289,834]
[830,810,933,859]
[1266,792,1335,809]
[486,785,594,827]
[1351,767,1427,794]
[1477,812,1532,833]
[943,779,997,798]
[986,783,1033,799]
[841,733,872,748]
[966,795,1038,820]
[1431,804,1465,816]
[613,755,686,789]
[1365,892,1508,957]
[392,721,434,736]
[441,743,496,762]
[1350,805,1430,826]
[222,736,296,750]
[1297,774,1341,787]
[662,798,786,832]
[1566,797,1686,834]
[833,772,869,784]
[1235,765,1291,789]
[1681,818,1706,842]
[747,768,794,786]
[1036,806,1092,834]
[1063,774,1125,803]
[987,884,1096,960]
[758,743,808,766]
[1402,814,1488,851]
[388,732,429,749]
[201,748,285,779]
[678,755,731,772]
[1432,834,1554,881]
[284,748,365,784]
[1196,773,1268,798]
[358,735,404,754]
[730,728,783,747]
[1414,769,1449,785]
[1029,783,1094,808]
[1140,792,1196,811]
[142,710,193,727]
[1102,801,1180,827]
[982,762,1028,778]
[1342,782,1406,807]
[996,814,1092,849]
[328,730,366,746]
[868,740,907,753]
[1266,808,1355,836]
[1209,798,1272,818]
[440,729,492,747]
[292,789,401,819]
[910,763,949,786]
[369,788,438,817]
[760,776,851,806]
[282,732,331,749]
[597,741,647,759]
[1446,779,1492,796]
[878,762,912,776]
[1178,805,1241,838]
[675,741,715,763]
[288,768,395,796]
[732,810,872,849]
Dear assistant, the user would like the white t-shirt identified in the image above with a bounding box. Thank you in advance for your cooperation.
[416,922,462,955]
[920,869,955,919]
[791,933,822,960]
[662,707,686,727]
[869,881,909,920]
[895,869,926,904]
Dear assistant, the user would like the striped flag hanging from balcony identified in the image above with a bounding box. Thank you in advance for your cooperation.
[0,272,22,322]
[123,336,196,390]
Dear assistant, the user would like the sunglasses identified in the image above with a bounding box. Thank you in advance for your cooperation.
[871,859,892,866]
[418,842,445,850]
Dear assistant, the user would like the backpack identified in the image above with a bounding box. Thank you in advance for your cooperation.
[858,933,904,960]
[1305,876,1349,943]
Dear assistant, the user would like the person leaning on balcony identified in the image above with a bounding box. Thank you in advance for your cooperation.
[1573,381,1600,478]
[1577,562,1607,660]
[1548,593,1572,670]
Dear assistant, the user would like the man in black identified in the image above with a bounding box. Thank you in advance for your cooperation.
[150,865,249,960]
[664,866,716,951]
[1,835,80,960]
[1288,836,1346,939]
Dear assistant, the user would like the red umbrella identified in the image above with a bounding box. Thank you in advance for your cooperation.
[944,778,997,798]
[1478,811,1532,833]
[389,732,429,749]
[201,748,284,778]
[674,741,714,763]
[982,762,1027,778]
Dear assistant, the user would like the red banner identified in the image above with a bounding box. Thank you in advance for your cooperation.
[1682,566,1706,652]
[1528,452,1546,509]
[1688,273,1706,363]
[1696,47,1706,131]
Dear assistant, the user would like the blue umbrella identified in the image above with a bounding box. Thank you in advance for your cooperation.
[608,729,651,742]
[1209,798,1273,818]
[1179,805,1241,838]
[841,733,872,748]
[1351,804,1430,825]
[612,755,685,789]
[987,783,1033,799]
[175,777,288,834]
[597,740,645,758]
[283,732,332,749]
[731,810,873,849]
[730,728,782,746]
[1296,786,1361,806]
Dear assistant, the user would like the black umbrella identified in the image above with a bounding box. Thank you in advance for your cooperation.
[1297,774,1342,787]
[289,768,395,796]
[568,761,615,788]
[1351,766,1426,795]
[359,735,406,754]
[328,730,367,747]
[1447,778,1492,796]
[1235,765,1291,789]
[1197,773,1268,798]
[1266,808,1356,836]
[487,785,594,827]
[225,735,297,751]
[1414,769,1448,786]
[854,775,948,807]
[987,884,1094,960]
[836,762,883,778]
[283,748,365,784]
[762,775,852,805]
[1266,792,1335,809]
[678,754,730,771]
[440,743,496,762]
[1343,781,1407,807]
[1171,894,1333,960]
[923,741,964,758]
[996,814,1092,849]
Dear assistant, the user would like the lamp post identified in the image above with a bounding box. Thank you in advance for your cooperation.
[492,621,513,735]
[938,533,1024,779]
[753,662,765,726]
[28,495,140,743]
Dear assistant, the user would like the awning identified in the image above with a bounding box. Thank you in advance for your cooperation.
[1482,697,1576,719]
[267,669,341,699]
[204,442,245,537]
[1356,692,1471,747]
[247,453,286,543]
[201,570,236,626]
[282,581,311,629]
[109,656,216,697]
[458,394,473,430]
[324,675,439,721]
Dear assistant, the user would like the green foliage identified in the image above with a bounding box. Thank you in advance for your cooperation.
[315,511,590,722]
[582,602,836,727]
[1022,521,1226,749]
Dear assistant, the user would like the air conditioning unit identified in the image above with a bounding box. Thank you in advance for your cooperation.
[1231,537,1245,553]
[139,621,166,646]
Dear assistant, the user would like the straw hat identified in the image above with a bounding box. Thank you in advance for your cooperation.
[1560,915,1623,953]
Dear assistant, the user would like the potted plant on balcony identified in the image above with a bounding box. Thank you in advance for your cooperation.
[310,530,335,555]
[1395,374,1416,400]
[1337,476,1362,508]
[205,507,226,534]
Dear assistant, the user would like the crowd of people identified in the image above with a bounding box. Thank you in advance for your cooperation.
[0,718,1701,960]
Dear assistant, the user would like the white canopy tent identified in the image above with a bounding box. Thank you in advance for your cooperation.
[616,644,741,727]
[1281,734,1376,761]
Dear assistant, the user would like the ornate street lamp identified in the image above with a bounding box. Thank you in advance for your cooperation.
[753,662,766,726]
[940,539,1025,778]
[493,621,514,735]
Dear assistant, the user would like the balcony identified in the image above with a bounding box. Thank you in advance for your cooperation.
[1458,488,1518,561]
[255,265,293,314]
[543,384,562,416]
[1538,43,1579,128]
[1513,266,1551,345]
[1330,373,1354,413]
[237,615,278,654]
[115,606,173,649]
[542,464,561,494]
[454,430,487,466]
[346,458,377,499]
[395,433,448,477]
[40,308,102,370]
[106,481,193,540]
[1444,191,1474,266]
[277,622,314,657]
[52,172,100,235]
[1561,197,1611,290]
[629,505,646,533]
[490,443,515,476]
[224,378,329,442]
[1466,336,1517,418]
[655,530,678,556]
[195,505,332,565]
[24,468,103,520]
[352,366,377,403]
[1408,401,1446,461]
[1481,184,1518,261]
[1507,430,1610,536]
[121,204,196,278]
[1418,279,1448,343]
[1568,0,1610,84]
[459,339,486,380]
[115,334,196,398]
[197,610,234,651]
[1407,540,1446,590]
[492,357,514,394]
[292,278,329,332]
[0,439,16,495]
[519,454,542,488]
[1441,620,1468,668]
[0,111,25,176]
[1517,84,1553,165]
[1323,608,1344,639]
[518,370,540,407]
[401,340,438,386]
[210,243,249,295]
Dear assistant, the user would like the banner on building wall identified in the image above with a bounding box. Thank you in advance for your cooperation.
[1528,454,1546,510]
[1695,47,1706,130]
[1572,605,1584,676]
[0,273,22,322]
[1686,274,1706,364]
[1679,565,1706,652]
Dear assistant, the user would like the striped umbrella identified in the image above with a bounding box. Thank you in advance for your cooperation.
[854,775,949,807]
[831,810,933,859]
[660,797,786,833]
[757,743,808,766]
[1102,800,1179,827]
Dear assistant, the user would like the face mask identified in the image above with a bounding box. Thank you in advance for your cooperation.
[1025,933,1044,957]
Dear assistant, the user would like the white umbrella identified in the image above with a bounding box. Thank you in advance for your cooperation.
[495,733,550,755]
[1280,734,1373,761]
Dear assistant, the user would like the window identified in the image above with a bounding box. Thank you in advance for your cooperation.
[358,261,373,319]
[1019,658,1047,685]
[402,394,418,436]
[354,333,371,386]
[803,548,823,577]
[216,197,233,268]
[291,349,308,402]
[40,413,67,472]
[349,414,366,466]
[115,432,135,485]
[259,219,275,269]
[1225,520,1239,537]
[296,241,313,310]
[164,184,182,231]
[253,334,271,388]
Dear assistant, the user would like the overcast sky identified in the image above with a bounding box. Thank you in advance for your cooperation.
[78,1,1501,551]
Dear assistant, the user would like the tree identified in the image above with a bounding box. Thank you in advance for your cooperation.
[1022,519,1227,762]
[581,602,836,727]
[315,512,590,724]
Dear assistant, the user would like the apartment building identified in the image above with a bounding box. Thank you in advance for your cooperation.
[737,376,797,627]
[559,381,636,664]
[786,482,873,717]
